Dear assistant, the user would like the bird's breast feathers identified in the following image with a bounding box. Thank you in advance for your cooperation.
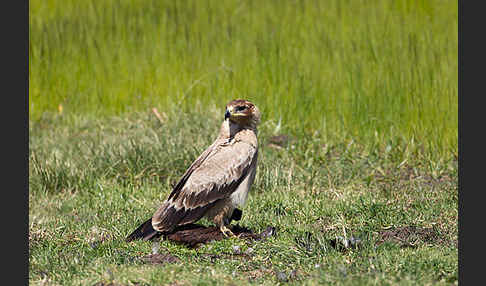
[229,150,258,208]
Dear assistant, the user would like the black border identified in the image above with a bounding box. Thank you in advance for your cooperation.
[457,0,462,282]
[4,0,28,283]
[458,0,477,284]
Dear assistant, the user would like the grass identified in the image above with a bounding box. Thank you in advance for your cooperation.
[29,110,457,285]
[29,0,458,284]
[29,0,457,158]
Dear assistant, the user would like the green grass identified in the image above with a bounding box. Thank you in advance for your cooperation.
[29,0,457,158]
[29,0,458,284]
[29,111,457,285]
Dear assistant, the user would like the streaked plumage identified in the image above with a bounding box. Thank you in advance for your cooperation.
[126,99,261,241]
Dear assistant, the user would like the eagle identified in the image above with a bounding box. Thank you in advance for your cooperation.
[126,99,261,241]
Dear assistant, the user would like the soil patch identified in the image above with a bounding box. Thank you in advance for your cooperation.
[164,224,276,248]
[376,226,442,248]
[140,253,181,265]
[268,134,290,147]
[93,282,149,286]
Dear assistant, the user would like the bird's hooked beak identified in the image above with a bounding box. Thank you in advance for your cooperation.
[224,108,231,120]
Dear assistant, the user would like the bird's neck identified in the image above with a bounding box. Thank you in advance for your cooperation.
[218,120,257,140]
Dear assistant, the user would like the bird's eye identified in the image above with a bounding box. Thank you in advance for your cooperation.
[236,106,246,112]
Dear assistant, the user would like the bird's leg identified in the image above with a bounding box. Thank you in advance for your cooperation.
[214,205,238,238]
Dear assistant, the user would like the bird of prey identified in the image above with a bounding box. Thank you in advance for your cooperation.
[126,99,261,241]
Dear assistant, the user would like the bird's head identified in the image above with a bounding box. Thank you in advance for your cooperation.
[224,99,261,129]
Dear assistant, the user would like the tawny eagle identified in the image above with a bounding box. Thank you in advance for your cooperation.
[126,99,261,241]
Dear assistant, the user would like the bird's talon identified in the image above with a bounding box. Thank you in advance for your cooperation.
[220,226,236,238]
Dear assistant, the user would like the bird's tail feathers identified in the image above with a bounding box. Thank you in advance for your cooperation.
[125,218,160,242]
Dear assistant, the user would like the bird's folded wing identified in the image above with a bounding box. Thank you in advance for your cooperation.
[167,138,230,201]
[152,140,257,230]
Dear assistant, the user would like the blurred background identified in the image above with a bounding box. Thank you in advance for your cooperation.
[29,0,457,157]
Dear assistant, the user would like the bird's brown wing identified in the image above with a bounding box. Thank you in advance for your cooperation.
[126,139,225,241]
[151,139,257,232]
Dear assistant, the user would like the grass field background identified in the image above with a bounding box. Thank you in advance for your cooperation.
[29,0,458,285]
[29,0,457,158]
